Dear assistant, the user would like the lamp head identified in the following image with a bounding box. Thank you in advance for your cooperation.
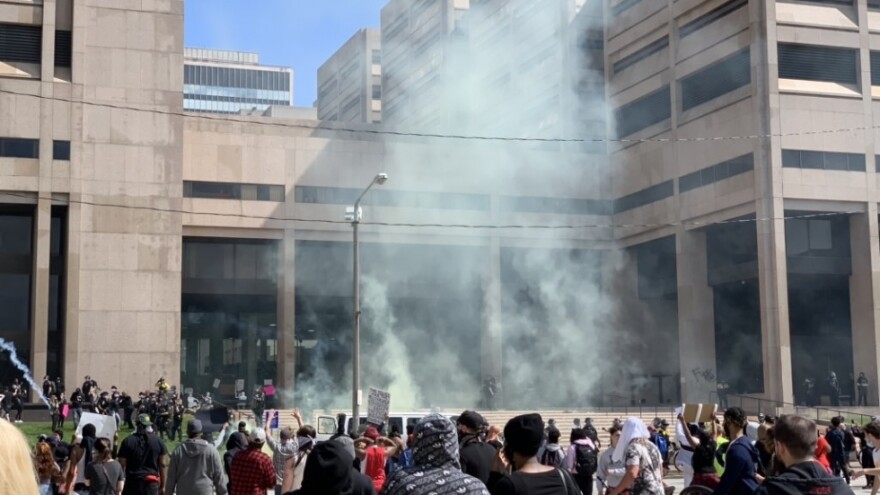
[375,173,389,185]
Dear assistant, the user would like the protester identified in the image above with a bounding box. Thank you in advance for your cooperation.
[713,407,759,495]
[860,435,875,490]
[486,413,580,495]
[328,436,377,495]
[565,427,599,495]
[34,441,61,495]
[224,429,249,493]
[678,414,719,488]
[597,424,625,495]
[0,418,41,494]
[675,412,697,487]
[488,425,503,451]
[63,422,99,494]
[281,436,316,493]
[118,413,168,495]
[859,422,880,495]
[815,432,832,474]
[458,410,497,484]
[48,428,70,469]
[265,411,299,495]
[540,426,566,468]
[825,417,851,485]
[230,428,276,495]
[383,413,489,495]
[166,419,227,495]
[605,417,664,495]
[284,441,376,495]
[85,438,125,495]
[758,415,852,495]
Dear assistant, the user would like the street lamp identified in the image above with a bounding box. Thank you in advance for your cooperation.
[346,173,388,427]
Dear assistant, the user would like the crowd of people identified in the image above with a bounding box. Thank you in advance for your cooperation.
[1,394,875,495]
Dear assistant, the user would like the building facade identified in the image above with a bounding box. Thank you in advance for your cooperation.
[4,0,880,410]
[606,0,880,406]
[317,29,382,124]
[184,48,293,114]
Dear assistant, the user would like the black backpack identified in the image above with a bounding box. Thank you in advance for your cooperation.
[540,447,564,468]
[574,443,599,479]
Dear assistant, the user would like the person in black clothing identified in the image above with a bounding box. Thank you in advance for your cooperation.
[118,413,168,495]
[284,440,377,495]
[253,385,266,427]
[826,417,851,485]
[42,375,54,399]
[48,428,70,468]
[224,430,249,493]
[55,376,64,397]
[858,373,870,407]
[121,392,134,429]
[169,399,184,442]
[488,413,580,495]
[828,372,841,407]
[70,387,84,426]
[458,410,497,485]
[82,375,97,399]
[678,414,720,488]
[758,415,853,495]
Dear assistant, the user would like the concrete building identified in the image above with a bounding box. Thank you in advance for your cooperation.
[4,0,880,410]
[184,48,293,114]
[317,29,382,124]
[605,0,880,406]
[380,0,470,129]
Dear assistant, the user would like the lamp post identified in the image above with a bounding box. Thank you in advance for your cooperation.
[346,173,388,427]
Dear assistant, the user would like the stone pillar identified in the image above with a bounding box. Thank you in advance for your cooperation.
[755,199,794,404]
[849,211,880,406]
[30,198,52,395]
[676,229,716,403]
[481,238,502,401]
[753,0,794,404]
[276,230,297,405]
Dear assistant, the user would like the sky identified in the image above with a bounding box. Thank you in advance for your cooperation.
[184,0,387,107]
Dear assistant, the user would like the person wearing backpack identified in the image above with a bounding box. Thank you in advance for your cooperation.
[649,426,669,473]
[565,428,598,495]
[540,427,565,469]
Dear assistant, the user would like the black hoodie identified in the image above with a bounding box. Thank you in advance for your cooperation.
[758,461,854,495]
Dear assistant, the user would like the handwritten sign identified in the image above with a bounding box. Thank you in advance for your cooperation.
[367,388,391,425]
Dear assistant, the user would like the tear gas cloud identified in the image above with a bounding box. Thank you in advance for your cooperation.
[292,0,660,413]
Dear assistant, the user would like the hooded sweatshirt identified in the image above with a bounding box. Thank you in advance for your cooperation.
[383,414,489,495]
[757,461,854,495]
[166,437,227,495]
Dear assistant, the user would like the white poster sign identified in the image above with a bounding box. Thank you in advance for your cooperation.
[367,388,391,425]
[75,412,118,447]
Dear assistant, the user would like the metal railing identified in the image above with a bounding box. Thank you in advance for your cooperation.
[725,393,875,425]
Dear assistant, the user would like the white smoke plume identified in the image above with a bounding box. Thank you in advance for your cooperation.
[0,337,50,407]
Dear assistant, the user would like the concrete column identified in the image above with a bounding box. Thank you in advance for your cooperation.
[481,237,502,385]
[30,198,52,395]
[276,230,297,404]
[676,229,716,403]
[849,212,880,406]
[753,0,794,404]
[63,200,81,389]
[755,202,794,404]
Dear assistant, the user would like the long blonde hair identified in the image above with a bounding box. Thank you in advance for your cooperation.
[0,418,39,495]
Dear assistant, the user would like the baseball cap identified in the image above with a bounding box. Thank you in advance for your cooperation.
[187,419,203,435]
[249,428,267,443]
[137,413,152,426]
[457,410,485,431]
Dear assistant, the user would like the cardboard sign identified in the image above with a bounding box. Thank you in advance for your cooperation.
[680,403,718,424]
[195,406,230,436]
[76,412,117,446]
[367,388,391,425]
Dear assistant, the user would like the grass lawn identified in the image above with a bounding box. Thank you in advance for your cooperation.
[16,421,189,452]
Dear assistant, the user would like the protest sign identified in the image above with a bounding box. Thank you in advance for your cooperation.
[212,378,221,389]
[76,412,117,446]
[367,388,391,425]
[679,403,718,423]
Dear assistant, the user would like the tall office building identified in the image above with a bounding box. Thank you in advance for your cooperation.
[184,48,293,114]
[466,0,604,148]
[380,0,470,128]
[317,29,382,123]
[605,0,880,405]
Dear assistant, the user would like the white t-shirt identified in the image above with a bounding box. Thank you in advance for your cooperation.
[675,422,699,466]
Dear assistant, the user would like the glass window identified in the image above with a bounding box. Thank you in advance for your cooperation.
[0,138,39,159]
[53,140,70,160]
[808,220,833,250]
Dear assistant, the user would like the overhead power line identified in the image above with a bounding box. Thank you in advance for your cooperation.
[2,191,857,231]
[0,88,875,144]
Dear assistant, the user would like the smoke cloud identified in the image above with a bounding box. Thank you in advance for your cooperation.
[293,0,633,414]
[0,337,50,407]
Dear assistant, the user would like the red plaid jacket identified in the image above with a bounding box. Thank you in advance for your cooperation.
[230,447,276,495]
